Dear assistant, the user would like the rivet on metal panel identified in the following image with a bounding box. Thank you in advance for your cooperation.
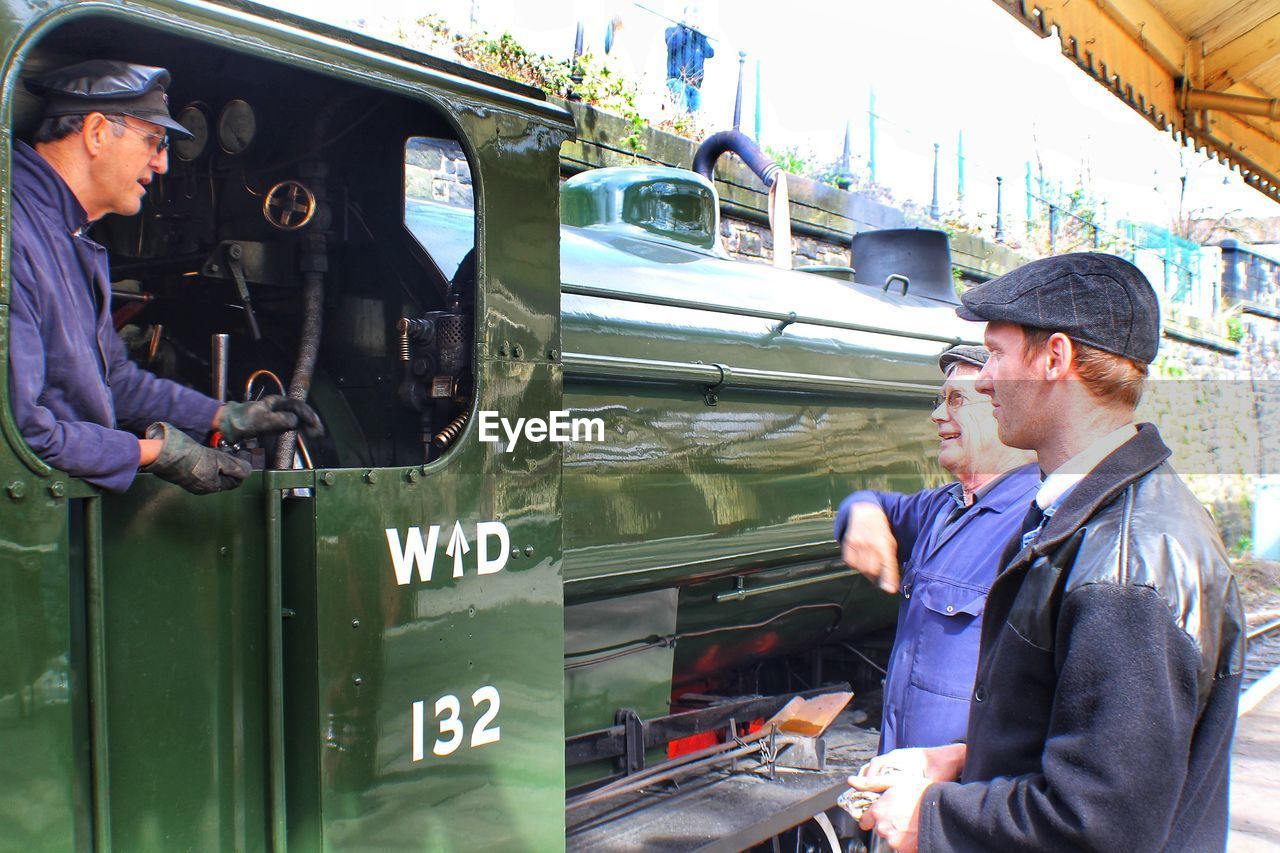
[364,470,379,484]
[524,545,535,557]
[498,341,509,357]
[511,548,521,559]
[6,481,24,500]
[351,619,361,629]
[468,606,476,617]
[352,675,364,687]
[548,349,559,361]
[406,468,420,483]
[321,471,335,486]
[512,344,523,358]
[219,546,230,557]
[48,481,65,498]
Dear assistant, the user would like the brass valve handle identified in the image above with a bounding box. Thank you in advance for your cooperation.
[262,180,317,231]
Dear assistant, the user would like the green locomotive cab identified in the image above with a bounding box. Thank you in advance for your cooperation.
[0,1,978,850]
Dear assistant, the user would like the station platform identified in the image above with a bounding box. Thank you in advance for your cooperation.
[1230,685,1280,850]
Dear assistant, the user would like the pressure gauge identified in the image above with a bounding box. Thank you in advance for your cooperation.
[173,104,210,162]
[217,99,256,155]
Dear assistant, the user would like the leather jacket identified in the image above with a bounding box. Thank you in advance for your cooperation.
[919,423,1245,852]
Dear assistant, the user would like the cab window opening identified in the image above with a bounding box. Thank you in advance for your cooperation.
[8,15,482,483]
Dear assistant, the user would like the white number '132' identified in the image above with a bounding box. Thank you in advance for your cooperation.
[412,686,501,760]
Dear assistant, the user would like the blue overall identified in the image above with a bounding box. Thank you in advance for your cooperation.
[8,140,220,492]
[835,463,1040,753]
[664,24,714,111]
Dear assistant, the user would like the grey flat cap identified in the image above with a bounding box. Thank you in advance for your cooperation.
[939,344,989,375]
[25,60,192,139]
[956,252,1159,364]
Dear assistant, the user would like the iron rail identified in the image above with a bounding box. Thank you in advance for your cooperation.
[265,485,288,852]
[561,282,974,347]
[562,352,938,399]
[85,496,112,853]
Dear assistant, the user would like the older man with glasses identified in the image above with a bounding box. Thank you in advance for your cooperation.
[836,345,1037,758]
[8,60,319,495]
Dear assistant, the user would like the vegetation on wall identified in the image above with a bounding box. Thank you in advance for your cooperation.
[394,16,647,152]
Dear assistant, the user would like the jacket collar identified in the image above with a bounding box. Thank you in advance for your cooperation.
[1031,422,1170,556]
[13,139,91,235]
[973,462,1042,514]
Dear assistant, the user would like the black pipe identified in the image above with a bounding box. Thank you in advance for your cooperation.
[692,130,779,190]
[274,267,323,469]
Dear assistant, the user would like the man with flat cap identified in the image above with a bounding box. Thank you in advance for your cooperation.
[848,253,1244,853]
[837,344,1036,760]
[8,60,320,494]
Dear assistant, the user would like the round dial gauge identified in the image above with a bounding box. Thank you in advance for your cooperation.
[217,99,256,155]
[173,104,209,162]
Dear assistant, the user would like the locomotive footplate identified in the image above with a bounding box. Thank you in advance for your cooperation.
[565,709,879,851]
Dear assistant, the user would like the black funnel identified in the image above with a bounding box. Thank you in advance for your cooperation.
[850,228,958,304]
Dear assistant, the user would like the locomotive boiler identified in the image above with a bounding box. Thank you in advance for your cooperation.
[0,0,979,849]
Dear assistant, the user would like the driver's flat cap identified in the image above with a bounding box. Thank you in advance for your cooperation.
[25,60,192,138]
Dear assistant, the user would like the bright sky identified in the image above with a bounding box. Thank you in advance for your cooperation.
[262,0,1280,230]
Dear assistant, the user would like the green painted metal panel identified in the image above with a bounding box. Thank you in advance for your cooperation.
[0,492,82,853]
[98,476,271,852]
[280,362,564,851]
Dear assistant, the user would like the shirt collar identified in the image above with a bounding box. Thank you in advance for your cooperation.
[949,462,1039,512]
[1036,422,1138,511]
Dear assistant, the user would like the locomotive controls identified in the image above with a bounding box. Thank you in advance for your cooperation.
[216,97,256,154]
[173,102,209,161]
[396,302,473,462]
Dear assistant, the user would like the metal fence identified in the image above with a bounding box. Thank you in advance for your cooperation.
[1222,240,1280,309]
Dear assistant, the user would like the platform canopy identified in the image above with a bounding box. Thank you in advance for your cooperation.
[993,0,1280,203]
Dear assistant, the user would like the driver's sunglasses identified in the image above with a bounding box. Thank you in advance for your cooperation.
[106,116,169,154]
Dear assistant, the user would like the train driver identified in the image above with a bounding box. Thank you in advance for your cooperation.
[836,344,1037,756]
[8,60,320,495]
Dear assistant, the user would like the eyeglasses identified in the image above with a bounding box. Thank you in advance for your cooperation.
[106,116,168,154]
[931,390,991,412]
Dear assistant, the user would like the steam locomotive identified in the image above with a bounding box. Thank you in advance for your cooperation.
[0,0,979,849]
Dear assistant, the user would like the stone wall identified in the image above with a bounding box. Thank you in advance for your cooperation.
[405,137,473,208]
[1144,303,1280,548]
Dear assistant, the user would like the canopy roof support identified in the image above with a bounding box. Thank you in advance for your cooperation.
[993,0,1280,202]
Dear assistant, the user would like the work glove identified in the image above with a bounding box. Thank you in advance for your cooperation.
[143,422,252,495]
[218,395,323,443]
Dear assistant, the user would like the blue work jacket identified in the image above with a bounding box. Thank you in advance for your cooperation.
[835,463,1040,753]
[8,141,220,492]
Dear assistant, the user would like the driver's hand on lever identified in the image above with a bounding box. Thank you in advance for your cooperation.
[141,422,252,494]
[216,395,324,443]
